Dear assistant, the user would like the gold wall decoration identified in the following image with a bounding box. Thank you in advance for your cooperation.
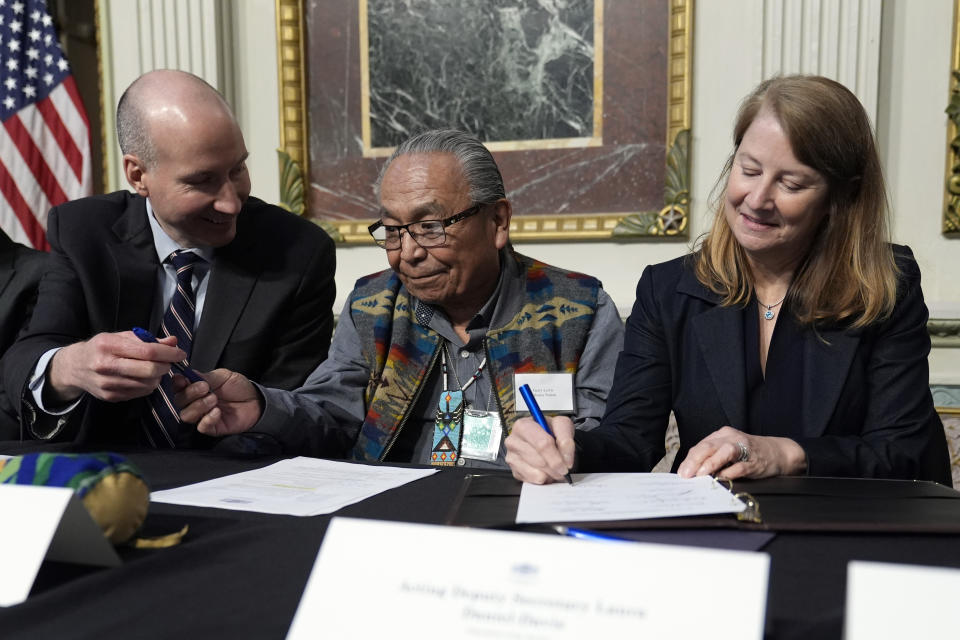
[946,0,960,235]
[275,0,309,181]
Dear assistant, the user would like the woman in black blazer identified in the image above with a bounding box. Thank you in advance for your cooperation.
[505,75,951,486]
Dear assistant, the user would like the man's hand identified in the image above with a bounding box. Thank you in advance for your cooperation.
[504,415,576,484]
[174,368,262,436]
[47,331,185,404]
[676,426,807,480]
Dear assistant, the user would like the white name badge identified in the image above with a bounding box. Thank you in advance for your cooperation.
[513,373,575,412]
[845,561,960,639]
[287,517,770,640]
[0,484,121,607]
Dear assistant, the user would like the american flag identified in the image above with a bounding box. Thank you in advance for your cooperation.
[0,0,91,250]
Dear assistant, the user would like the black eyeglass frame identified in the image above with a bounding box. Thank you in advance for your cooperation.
[367,204,484,249]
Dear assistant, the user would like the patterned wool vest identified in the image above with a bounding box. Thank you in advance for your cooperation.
[348,252,600,462]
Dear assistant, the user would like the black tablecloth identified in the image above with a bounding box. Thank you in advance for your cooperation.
[3,445,960,640]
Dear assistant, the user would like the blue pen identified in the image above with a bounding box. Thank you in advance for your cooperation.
[132,327,204,383]
[553,526,629,543]
[518,383,574,485]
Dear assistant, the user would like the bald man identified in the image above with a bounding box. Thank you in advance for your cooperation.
[2,70,336,447]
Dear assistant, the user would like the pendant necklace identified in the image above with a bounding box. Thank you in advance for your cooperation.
[430,344,487,466]
[756,294,786,321]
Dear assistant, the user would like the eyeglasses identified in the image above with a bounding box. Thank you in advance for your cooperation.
[368,204,483,250]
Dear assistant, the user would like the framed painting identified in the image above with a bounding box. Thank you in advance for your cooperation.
[275,0,692,243]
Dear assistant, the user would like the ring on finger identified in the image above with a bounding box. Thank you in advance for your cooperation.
[736,441,749,463]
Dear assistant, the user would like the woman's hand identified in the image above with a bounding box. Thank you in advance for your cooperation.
[504,416,576,484]
[676,426,807,479]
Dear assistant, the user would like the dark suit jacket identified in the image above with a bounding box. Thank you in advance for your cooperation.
[577,246,952,485]
[0,232,47,438]
[2,190,336,446]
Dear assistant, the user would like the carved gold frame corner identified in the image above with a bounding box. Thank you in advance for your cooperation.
[275,0,693,244]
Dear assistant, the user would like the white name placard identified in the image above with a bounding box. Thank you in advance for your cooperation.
[0,484,120,607]
[513,373,575,412]
[845,560,960,639]
[287,517,770,639]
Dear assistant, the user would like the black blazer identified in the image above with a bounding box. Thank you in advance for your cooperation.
[2,190,337,445]
[577,247,951,485]
[0,231,47,438]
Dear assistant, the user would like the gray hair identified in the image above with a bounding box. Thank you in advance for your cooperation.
[116,70,225,169]
[116,85,157,167]
[375,129,506,205]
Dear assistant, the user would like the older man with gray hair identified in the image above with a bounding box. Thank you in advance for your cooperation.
[179,129,623,468]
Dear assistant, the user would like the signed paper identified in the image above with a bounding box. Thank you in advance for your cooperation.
[286,517,770,640]
[516,473,746,523]
[151,457,437,516]
[845,561,960,639]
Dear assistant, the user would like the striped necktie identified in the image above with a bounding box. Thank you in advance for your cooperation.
[144,250,204,448]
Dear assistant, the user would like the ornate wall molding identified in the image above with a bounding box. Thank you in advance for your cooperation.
[97,0,227,192]
[930,318,960,348]
[759,0,881,124]
[933,384,960,412]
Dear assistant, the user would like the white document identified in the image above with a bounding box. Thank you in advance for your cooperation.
[287,517,770,640]
[516,473,746,523]
[150,457,438,516]
[513,373,575,412]
[0,484,120,607]
[845,561,960,639]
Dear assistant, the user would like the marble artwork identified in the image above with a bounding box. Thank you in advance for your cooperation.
[367,0,595,146]
[306,0,669,224]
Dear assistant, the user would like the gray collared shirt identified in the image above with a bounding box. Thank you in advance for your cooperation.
[256,251,624,469]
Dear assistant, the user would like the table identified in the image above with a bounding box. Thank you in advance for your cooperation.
[2,445,960,640]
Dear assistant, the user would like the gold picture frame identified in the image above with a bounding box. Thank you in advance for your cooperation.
[275,0,693,244]
[945,0,960,235]
[939,0,960,351]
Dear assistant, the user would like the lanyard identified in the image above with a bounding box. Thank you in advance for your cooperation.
[441,343,486,393]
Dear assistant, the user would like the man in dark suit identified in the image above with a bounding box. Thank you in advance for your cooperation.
[0,229,47,438]
[2,69,336,447]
